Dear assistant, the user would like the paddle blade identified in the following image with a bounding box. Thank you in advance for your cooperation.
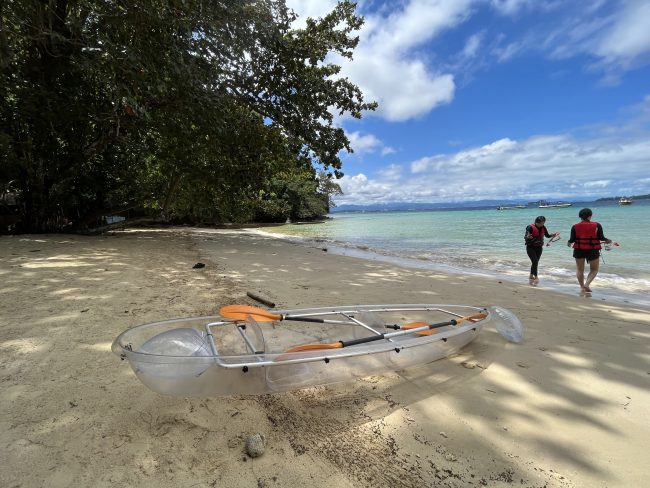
[401,321,435,336]
[488,306,523,343]
[285,342,343,353]
[456,313,488,325]
[220,305,281,322]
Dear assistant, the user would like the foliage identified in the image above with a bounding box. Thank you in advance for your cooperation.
[252,170,339,223]
[0,0,375,232]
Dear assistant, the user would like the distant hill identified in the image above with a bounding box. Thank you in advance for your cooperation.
[596,193,650,201]
[331,194,650,213]
[331,200,529,213]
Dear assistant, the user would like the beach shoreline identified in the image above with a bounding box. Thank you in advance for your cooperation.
[253,227,650,309]
[1,228,649,487]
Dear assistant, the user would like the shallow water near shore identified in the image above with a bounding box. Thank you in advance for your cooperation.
[261,200,650,308]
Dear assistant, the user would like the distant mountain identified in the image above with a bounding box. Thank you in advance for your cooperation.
[331,200,530,213]
[331,197,615,213]
[596,193,650,201]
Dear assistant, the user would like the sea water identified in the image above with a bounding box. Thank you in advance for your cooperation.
[261,200,650,307]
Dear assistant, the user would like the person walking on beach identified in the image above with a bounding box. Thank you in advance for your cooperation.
[524,216,557,286]
[568,208,612,294]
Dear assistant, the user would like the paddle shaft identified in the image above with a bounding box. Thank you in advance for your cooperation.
[282,316,329,323]
[546,233,561,247]
[339,319,457,347]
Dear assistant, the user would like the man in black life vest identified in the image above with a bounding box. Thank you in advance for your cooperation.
[567,208,612,293]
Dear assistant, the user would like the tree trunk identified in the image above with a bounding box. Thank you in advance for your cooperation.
[161,172,182,217]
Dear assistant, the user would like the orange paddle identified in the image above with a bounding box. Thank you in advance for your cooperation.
[283,313,487,353]
[220,305,329,323]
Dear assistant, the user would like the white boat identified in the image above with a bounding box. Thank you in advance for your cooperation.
[538,200,572,208]
[618,197,633,205]
[112,304,523,396]
[496,205,527,210]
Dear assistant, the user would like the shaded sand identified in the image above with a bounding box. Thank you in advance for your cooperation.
[1,228,649,487]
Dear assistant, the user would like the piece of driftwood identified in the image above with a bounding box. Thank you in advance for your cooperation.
[246,292,275,308]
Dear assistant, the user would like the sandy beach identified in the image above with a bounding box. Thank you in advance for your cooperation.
[1,227,649,487]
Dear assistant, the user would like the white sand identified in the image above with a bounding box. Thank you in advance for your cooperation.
[1,228,649,487]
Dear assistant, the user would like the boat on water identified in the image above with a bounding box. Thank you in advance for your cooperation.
[112,304,523,396]
[496,205,527,210]
[619,197,633,205]
[538,200,572,208]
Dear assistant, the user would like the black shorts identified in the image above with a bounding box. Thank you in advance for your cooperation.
[573,249,600,261]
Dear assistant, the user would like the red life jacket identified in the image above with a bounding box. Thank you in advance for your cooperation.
[526,224,546,246]
[572,221,601,250]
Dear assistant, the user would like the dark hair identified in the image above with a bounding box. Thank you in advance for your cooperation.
[578,208,592,220]
[534,216,546,223]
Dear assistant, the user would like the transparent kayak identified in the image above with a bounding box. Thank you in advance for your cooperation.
[112,304,523,396]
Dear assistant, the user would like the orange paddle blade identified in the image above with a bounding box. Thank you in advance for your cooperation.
[219,305,281,322]
[456,312,487,324]
[400,321,434,336]
[285,342,343,353]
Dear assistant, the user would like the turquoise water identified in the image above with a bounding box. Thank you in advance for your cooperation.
[263,200,650,306]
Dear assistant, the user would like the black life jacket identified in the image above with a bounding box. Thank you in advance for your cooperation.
[572,221,601,250]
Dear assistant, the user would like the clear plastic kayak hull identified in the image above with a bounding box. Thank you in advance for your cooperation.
[112,304,523,396]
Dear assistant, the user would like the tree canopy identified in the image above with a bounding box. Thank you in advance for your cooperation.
[0,0,376,232]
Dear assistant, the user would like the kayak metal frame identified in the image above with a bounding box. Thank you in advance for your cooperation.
[196,304,487,369]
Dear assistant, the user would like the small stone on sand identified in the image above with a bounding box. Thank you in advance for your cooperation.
[245,433,266,458]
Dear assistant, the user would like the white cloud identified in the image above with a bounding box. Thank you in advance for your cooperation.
[335,129,650,204]
[490,0,536,16]
[361,0,474,55]
[288,1,650,121]
[411,138,517,174]
[461,33,483,59]
[347,131,383,154]
[289,0,474,121]
[411,156,432,174]
[340,0,475,121]
[286,0,341,28]
[346,131,396,156]
[583,180,611,188]
[378,164,403,180]
[491,1,650,82]
[338,173,396,201]
[594,0,650,73]
[343,58,455,121]
[493,37,527,63]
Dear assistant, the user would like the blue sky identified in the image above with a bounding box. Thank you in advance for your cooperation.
[287,0,650,205]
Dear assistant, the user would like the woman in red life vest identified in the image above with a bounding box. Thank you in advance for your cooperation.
[567,208,612,293]
[524,216,557,286]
